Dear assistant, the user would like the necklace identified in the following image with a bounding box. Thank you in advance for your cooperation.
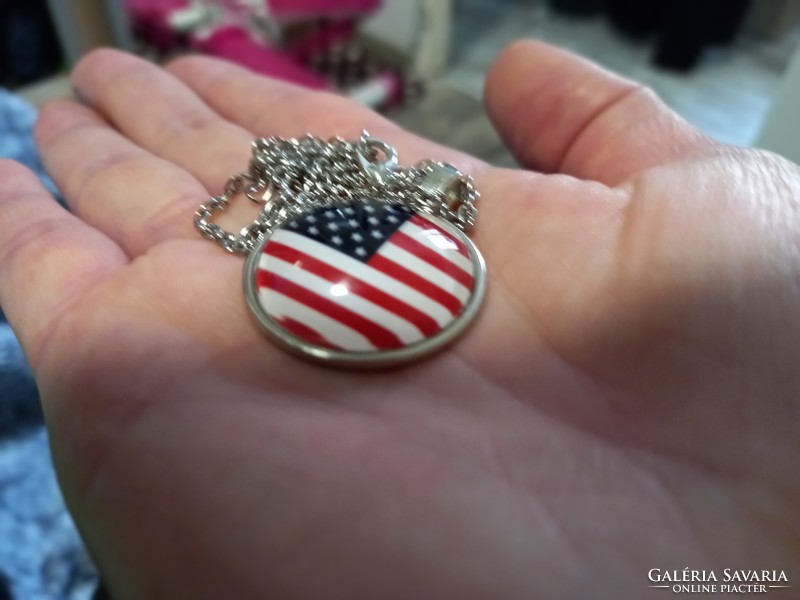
[195,132,486,367]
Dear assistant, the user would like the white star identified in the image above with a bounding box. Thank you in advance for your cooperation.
[355,246,367,257]
[387,215,398,223]
[327,222,339,231]
[368,216,379,225]
[364,204,375,213]
[344,207,355,215]
[348,219,358,227]
[308,226,319,235]
[324,210,336,219]
[331,235,343,245]
[351,232,363,242]
[371,230,384,239]
[306,215,316,223]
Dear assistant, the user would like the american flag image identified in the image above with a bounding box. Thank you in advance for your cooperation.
[253,199,476,353]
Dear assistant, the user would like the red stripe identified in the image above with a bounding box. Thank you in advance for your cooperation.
[410,214,468,258]
[389,231,473,290]
[257,270,404,350]
[368,254,462,315]
[275,316,340,350]
[265,242,440,337]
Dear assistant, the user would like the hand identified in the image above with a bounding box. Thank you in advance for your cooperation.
[0,41,798,599]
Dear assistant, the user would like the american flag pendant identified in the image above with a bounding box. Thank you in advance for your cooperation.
[243,198,486,367]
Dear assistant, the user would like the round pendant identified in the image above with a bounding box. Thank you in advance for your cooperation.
[243,198,487,367]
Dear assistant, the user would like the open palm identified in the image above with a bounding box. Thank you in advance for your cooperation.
[0,42,798,599]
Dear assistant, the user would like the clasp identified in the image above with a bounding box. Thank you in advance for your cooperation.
[356,131,398,185]
[413,160,468,211]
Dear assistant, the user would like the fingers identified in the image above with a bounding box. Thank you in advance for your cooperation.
[71,48,483,194]
[71,49,254,192]
[0,160,126,368]
[165,54,477,167]
[484,40,717,185]
[35,100,209,256]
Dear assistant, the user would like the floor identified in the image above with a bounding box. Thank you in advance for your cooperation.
[390,80,517,167]
[443,0,795,147]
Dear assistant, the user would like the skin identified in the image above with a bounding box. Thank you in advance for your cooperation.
[0,40,798,598]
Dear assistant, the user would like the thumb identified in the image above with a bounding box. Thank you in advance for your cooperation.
[484,40,716,185]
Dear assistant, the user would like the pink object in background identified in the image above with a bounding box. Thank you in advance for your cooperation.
[268,0,381,20]
[192,26,329,89]
[345,71,401,107]
[286,21,356,62]
[125,0,189,51]
[123,0,388,93]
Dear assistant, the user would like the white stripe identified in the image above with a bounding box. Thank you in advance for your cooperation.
[258,288,375,351]
[378,243,471,303]
[400,219,473,274]
[263,257,425,344]
[268,231,454,326]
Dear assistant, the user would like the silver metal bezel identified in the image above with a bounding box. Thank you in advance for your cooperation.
[243,210,487,368]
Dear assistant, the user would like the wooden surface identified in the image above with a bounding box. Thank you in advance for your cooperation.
[388,81,516,167]
[17,75,72,107]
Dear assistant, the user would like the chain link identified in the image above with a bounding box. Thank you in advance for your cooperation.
[195,133,479,254]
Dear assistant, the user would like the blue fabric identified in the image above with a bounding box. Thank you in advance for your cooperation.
[0,88,97,600]
[0,88,56,325]
[0,90,56,191]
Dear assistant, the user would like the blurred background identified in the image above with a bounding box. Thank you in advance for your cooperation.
[1,1,800,598]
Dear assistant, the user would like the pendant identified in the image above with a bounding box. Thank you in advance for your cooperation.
[243,198,486,367]
[195,133,487,368]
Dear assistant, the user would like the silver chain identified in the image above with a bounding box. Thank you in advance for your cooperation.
[195,132,479,255]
